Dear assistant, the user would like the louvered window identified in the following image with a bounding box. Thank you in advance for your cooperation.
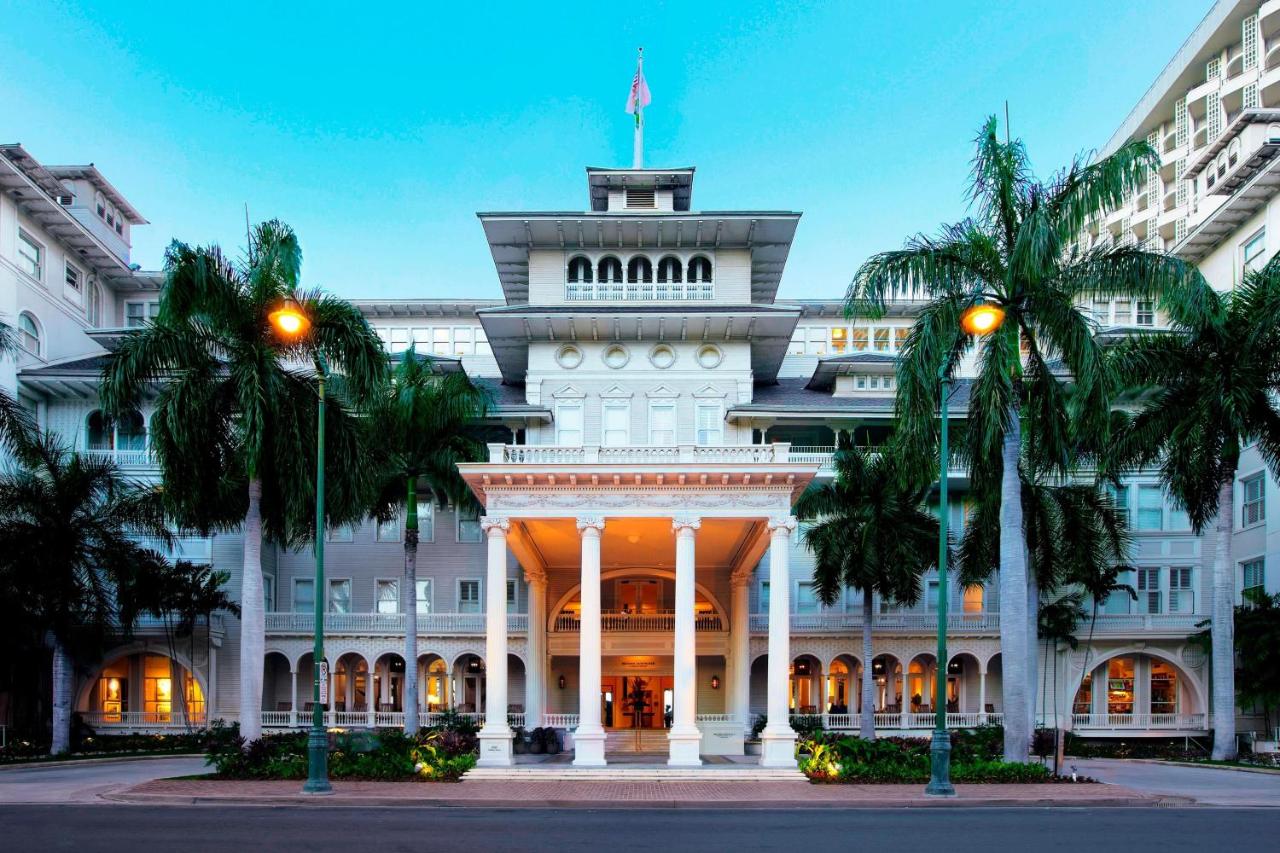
[1206,92,1223,142]
[1174,98,1188,148]
[1169,568,1194,613]
[625,187,655,209]
[1138,569,1162,614]
[1244,83,1259,110]
[1243,474,1265,526]
[1207,56,1221,81]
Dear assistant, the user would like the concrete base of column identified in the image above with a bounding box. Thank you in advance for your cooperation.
[667,726,703,766]
[476,727,514,767]
[572,728,607,766]
[759,727,797,768]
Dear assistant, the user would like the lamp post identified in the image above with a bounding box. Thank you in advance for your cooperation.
[926,302,1005,798]
[269,297,331,795]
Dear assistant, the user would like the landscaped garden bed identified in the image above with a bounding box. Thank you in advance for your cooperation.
[0,729,214,765]
[798,726,1090,784]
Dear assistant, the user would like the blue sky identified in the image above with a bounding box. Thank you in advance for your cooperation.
[1,1,1211,300]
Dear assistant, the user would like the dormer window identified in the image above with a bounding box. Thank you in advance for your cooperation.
[625,187,655,209]
[626,256,653,283]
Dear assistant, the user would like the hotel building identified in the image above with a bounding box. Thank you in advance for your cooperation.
[1,1,1276,764]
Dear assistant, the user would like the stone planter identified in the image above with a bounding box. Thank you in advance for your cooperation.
[745,741,762,756]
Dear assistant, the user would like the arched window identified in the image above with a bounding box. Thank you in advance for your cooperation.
[567,256,593,283]
[18,312,41,355]
[87,282,104,327]
[117,410,147,450]
[656,256,683,284]
[687,256,713,283]
[626,256,653,284]
[86,410,114,450]
[598,256,623,283]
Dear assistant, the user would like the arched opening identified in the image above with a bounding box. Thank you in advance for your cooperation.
[597,256,623,284]
[372,652,407,713]
[871,654,903,712]
[687,256,712,284]
[80,651,205,726]
[85,409,147,453]
[656,256,682,284]
[947,652,983,714]
[826,654,858,715]
[567,255,593,283]
[262,651,293,714]
[1071,652,1201,724]
[333,652,370,713]
[626,256,653,284]
[419,653,450,712]
[18,311,41,356]
[790,654,823,715]
[452,653,485,713]
[985,653,1003,714]
[906,653,938,713]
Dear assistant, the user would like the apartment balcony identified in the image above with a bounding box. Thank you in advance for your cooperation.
[81,447,156,469]
[264,612,528,636]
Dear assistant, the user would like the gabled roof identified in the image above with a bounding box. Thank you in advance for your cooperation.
[805,352,899,391]
[45,163,148,223]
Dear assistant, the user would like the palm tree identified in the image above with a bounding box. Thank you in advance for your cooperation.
[794,437,938,739]
[365,347,488,732]
[101,220,387,741]
[848,116,1206,760]
[0,432,172,753]
[0,320,37,452]
[1109,259,1280,760]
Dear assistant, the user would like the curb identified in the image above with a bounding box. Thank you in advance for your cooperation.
[1117,758,1280,776]
[103,792,1176,810]
[0,754,206,772]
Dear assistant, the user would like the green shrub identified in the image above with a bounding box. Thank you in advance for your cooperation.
[797,729,1061,784]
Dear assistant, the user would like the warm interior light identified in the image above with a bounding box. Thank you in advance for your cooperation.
[960,303,1006,336]
[626,534,641,545]
[269,296,311,338]
[107,678,120,699]
[156,678,171,700]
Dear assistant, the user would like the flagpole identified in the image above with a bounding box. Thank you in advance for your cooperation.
[633,47,644,169]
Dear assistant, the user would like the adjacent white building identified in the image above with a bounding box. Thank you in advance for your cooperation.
[3,5,1278,761]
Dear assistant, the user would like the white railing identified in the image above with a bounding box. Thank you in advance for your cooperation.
[748,612,1000,634]
[508,713,525,729]
[788,446,835,469]
[264,612,527,635]
[490,443,795,466]
[1086,613,1204,633]
[131,535,213,564]
[422,711,483,727]
[1071,713,1208,730]
[694,713,739,724]
[332,711,370,728]
[793,712,1005,731]
[261,711,301,728]
[553,611,724,632]
[543,713,579,729]
[81,710,207,730]
[374,711,404,728]
[565,282,714,302]
[83,447,155,467]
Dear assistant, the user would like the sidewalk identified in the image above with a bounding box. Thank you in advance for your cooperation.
[112,777,1176,809]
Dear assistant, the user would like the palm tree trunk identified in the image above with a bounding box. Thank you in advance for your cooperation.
[997,407,1031,763]
[49,635,74,755]
[860,592,876,740]
[1027,564,1039,736]
[403,478,420,734]
[239,477,265,742]
[1210,478,1237,760]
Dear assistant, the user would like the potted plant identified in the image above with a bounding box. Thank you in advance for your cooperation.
[528,727,546,755]
[512,726,527,755]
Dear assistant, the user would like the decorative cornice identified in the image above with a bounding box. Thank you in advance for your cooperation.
[576,516,606,534]
[767,515,798,534]
[481,517,511,535]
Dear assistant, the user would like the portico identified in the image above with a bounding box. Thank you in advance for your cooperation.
[459,443,817,767]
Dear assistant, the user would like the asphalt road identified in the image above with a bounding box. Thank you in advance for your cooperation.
[1070,758,1280,807]
[1,805,1277,852]
[0,757,209,803]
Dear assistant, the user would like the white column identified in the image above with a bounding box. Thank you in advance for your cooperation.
[730,578,751,734]
[525,575,547,729]
[574,517,607,766]
[669,516,703,765]
[761,516,798,767]
[979,666,988,721]
[289,667,298,727]
[477,517,514,766]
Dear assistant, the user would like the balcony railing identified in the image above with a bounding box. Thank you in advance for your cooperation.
[749,612,1000,634]
[260,710,507,730]
[81,710,207,730]
[264,612,528,635]
[1085,613,1204,633]
[552,611,724,632]
[490,442,795,465]
[799,712,1005,730]
[1071,713,1208,731]
[565,282,714,302]
[82,447,156,468]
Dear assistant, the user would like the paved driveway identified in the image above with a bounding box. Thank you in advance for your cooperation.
[1070,758,1280,807]
[0,756,210,804]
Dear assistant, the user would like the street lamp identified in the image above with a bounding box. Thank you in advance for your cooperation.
[926,301,1006,797]
[270,297,331,795]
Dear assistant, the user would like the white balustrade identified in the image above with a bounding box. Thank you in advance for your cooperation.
[83,447,156,468]
[1071,713,1208,730]
[507,713,525,729]
[81,710,207,730]
[264,612,528,636]
[553,611,724,632]
[694,714,738,724]
[747,612,1000,634]
[502,445,585,464]
[543,713,579,729]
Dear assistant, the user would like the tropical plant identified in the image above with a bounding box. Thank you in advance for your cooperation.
[794,436,938,739]
[0,321,37,453]
[364,347,488,732]
[848,116,1206,760]
[100,220,387,741]
[0,432,173,753]
[1190,589,1280,733]
[1109,259,1280,759]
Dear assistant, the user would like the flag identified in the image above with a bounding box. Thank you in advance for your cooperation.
[626,59,651,126]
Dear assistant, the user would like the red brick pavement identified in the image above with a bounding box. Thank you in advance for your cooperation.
[113,778,1173,808]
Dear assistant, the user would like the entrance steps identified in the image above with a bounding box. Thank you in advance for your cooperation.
[464,765,807,782]
[605,729,669,754]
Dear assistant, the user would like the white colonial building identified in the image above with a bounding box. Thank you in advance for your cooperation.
[5,4,1279,759]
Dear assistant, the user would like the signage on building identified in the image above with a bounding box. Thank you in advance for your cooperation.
[319,661,329,705]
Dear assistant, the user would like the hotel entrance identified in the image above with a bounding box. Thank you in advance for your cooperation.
[602,674,674,729]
